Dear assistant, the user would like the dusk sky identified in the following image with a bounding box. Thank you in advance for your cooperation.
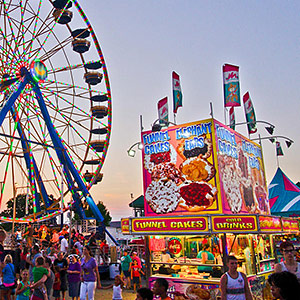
[79,1,300,220]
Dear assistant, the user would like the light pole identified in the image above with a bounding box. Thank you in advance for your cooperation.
[251,135,294,167]
[127,142,143,157]
[251,135,294,146]
[227,120,275,136]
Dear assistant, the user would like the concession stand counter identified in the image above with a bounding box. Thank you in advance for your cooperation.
[122,215,299,300]
[122,119,299,300]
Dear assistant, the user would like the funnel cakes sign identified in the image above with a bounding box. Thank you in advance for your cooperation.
[142,119,222,216]
[142,119,270,217]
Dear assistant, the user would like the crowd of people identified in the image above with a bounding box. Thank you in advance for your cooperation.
[0,224,300,300]
[0,225,109,300]
[0,225,161,300]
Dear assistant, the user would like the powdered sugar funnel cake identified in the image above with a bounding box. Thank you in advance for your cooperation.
[145,179,180,214]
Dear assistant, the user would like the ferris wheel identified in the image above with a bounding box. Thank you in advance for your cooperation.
[0,0,112,223]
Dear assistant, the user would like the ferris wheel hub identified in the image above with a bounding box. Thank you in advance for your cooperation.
[30,59,48,83]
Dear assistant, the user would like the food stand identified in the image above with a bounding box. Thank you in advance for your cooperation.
[122,119,299,300]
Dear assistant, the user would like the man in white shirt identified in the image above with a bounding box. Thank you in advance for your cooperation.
[60,234,69,253]
[74,237,83,255]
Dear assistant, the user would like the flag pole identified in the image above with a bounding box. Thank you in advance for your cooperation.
[210,102,214,119]
[173,113,176,125]
[276,140,280,167]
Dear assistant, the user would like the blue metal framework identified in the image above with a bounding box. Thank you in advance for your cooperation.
[0,69,104,222]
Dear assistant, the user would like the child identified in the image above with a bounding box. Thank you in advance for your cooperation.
[32,256,49,300]
[53,267,61,300]
[131,259,141,293]
[152,278,171,300]
[136,287,153,300]
[102,275,124,300]
[16,270,30,300]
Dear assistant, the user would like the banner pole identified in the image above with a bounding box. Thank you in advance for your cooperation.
[174,113,176,125]
[276,144,280,167]
[210,102,214,118]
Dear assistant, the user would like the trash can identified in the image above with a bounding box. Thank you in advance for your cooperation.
[109,263,120,279]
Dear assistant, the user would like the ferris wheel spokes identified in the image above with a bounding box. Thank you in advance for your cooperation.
[31,73,104,222]
[11,106,53,211]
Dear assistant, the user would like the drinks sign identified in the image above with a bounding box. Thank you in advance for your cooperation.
[212,215,258,232]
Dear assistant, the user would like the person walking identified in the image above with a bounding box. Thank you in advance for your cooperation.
[16,269,30,300]
[27,244,42,282]
[102,275,124,300]
[152,278,171,300]
[220,255,253,300]
[131,260,141,293]
[54,252,69,300]
[120,250,132,289]
[14,243,22,278]
[20,245,28,272]
[135,287,153,300]
[32,256,49,300]
[44,257,55,300]
[60,234,69,254]
[268,271,300,300]
[0,254,16,300]
[80,246,101,300]
[274,241,300,279]
[24,223,33,247]
[53,267,61,300]
[67,255,81,300]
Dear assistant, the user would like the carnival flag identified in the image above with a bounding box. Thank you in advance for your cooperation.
[243,92,257,134]
[229,107,235,130]
[172,71,183,113]
[158,97,168,125]
[276,141,284,156]
[223,64,241,107]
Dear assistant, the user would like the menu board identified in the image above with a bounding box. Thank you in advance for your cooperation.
[142,119,270,217]
[142,119,222,216]
[214,120,269,215]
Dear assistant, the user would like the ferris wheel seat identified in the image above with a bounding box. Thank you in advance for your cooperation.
[53,9,73,24]
[85,61,102,70]
[84,171,103,183]
[72,39,91,53]
[53,0,72,9]
[84,159,101,165]
[72,28,90,39]
[91,95,108,102]
[90,128,108,135]
[91,106,108,118]
[95,173,104,183]
[84,72,103,85]
[90,140,106,152]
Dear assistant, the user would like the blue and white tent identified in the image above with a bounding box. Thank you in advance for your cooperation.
[269,167,300,217]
